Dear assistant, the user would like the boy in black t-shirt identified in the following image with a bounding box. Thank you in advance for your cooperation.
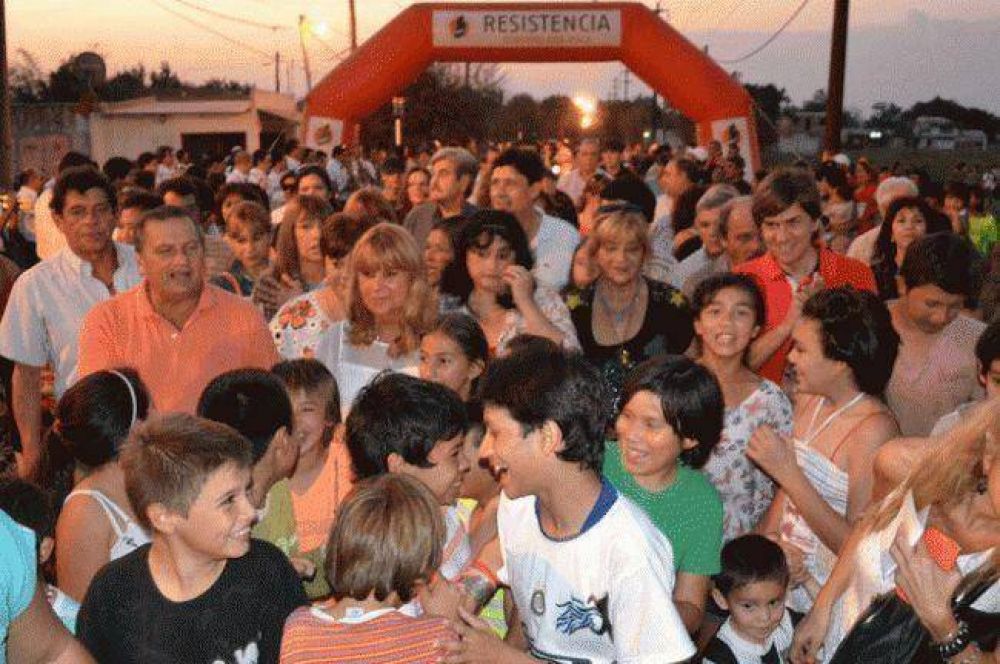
[77,413,307,664]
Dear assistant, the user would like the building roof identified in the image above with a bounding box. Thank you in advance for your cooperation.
[99,89,299,122]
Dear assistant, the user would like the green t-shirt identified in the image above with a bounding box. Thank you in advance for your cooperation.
[252,479,331,599]
[603,443,723,576]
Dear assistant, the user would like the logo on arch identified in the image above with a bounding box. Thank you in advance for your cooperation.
[450,15,468,39]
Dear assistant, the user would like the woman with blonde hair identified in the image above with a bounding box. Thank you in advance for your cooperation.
[567,205,694,402]
[313,223,436,414]
[791,398,999,663]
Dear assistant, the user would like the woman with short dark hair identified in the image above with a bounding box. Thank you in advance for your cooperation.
[749,287,900,613]
[441,209,579,355]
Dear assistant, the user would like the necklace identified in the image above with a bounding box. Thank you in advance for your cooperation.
[596,280,640,324]
[595,280,643,344]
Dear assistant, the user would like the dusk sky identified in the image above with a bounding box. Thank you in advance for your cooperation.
[10,1,1000,116]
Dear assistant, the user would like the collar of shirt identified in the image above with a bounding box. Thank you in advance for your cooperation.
[757,247,831,282]
[137,279,218,324]
[59,241,135,281]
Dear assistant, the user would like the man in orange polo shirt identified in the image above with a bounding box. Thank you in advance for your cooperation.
[736,168,875,386]
[77,206,279,413]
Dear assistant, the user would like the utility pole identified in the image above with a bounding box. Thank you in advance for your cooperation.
[348,0,358,51]
[650,1,665,143]
[824,0,849,153]
[274,52,281,93]
[298,15,313,93]
[0,0,12,188]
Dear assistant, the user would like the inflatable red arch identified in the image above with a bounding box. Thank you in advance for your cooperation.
[303,1,760,172]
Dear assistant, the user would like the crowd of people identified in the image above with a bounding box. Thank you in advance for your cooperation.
[0,132,997,663]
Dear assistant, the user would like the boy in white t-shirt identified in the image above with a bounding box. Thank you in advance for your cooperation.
[444,344,695,663]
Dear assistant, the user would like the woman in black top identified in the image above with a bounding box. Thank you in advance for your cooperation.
[567,206,694,404]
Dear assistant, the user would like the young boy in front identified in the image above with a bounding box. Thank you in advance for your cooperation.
[705,534,798,664]
[448,345,695,663]
[346,373,471,586]
[77,413,307,663]
[279,474,454,663]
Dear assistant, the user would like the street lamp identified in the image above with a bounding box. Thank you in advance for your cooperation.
[392,96,406,148]
[573,95,597,131]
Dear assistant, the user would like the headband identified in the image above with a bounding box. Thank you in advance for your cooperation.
[108,370,138,427]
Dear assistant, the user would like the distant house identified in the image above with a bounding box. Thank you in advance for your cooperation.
[89,89,299,165]
[776,111,824,155]
[912,116,987,150]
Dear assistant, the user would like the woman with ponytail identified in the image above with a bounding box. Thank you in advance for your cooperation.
[53,368,151,602]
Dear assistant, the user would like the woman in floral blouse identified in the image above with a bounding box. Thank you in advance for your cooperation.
[440,209,579,356]
[691,272,793,541]
[271,213,376,359]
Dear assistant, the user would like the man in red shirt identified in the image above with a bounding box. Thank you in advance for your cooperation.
[737,168,875,384]
[78,206,278,413]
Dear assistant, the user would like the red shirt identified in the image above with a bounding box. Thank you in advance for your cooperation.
[736,248,875,383]
[78,281,279,413]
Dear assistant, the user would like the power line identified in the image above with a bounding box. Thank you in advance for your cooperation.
[148,0,273,59]
[716,0,811,64]
[168,0,291,31]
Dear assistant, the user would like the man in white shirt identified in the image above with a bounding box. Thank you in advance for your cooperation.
[671,184,741,297]
[225,150,252,184]
[557,138,604,207]
[325,146,350,196]
[846,176,919,264]
[154,146,179,188]
[491,148,579,292]
[0,168,141,477]
[33,152,97,261]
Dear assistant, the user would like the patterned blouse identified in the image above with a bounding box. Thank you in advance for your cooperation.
[448,284,581,357]
[270,290,335,360]
[703,379,794,541]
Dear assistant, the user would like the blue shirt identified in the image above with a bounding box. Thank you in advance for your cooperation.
[0,509,37,663]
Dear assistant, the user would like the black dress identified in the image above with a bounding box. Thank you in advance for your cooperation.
[568,277,694,405]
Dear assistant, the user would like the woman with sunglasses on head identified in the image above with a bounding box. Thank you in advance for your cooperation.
[440,209,579,356]
[567,206,694,402]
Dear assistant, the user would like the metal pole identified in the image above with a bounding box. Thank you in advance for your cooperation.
[274,52,281,93]
[824,0,849,153]
[394,118,402,148]
[0,0,12,188]
[298,15,313,94]
[348,0,358,51]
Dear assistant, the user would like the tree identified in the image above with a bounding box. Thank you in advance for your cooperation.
[904,97,1000,139]
[497,94,541,142]
[149,62,182,91]
[10,49,47,102]
[199,79,252,94]
[359,64,504,148]
[802,88,827,112]
[99,66,147,102]
[744,82,790,146]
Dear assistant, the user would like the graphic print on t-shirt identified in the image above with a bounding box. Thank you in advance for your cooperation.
[210,635,259,664]
[554,595,611,639]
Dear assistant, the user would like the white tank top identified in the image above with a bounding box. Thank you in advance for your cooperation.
[64,489,151,561]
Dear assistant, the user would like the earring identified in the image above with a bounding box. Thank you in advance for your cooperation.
[976,476,988,495]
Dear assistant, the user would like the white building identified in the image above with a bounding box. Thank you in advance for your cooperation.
[89,89,299,164]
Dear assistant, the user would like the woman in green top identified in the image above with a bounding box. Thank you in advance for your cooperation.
[604,354,725,633]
